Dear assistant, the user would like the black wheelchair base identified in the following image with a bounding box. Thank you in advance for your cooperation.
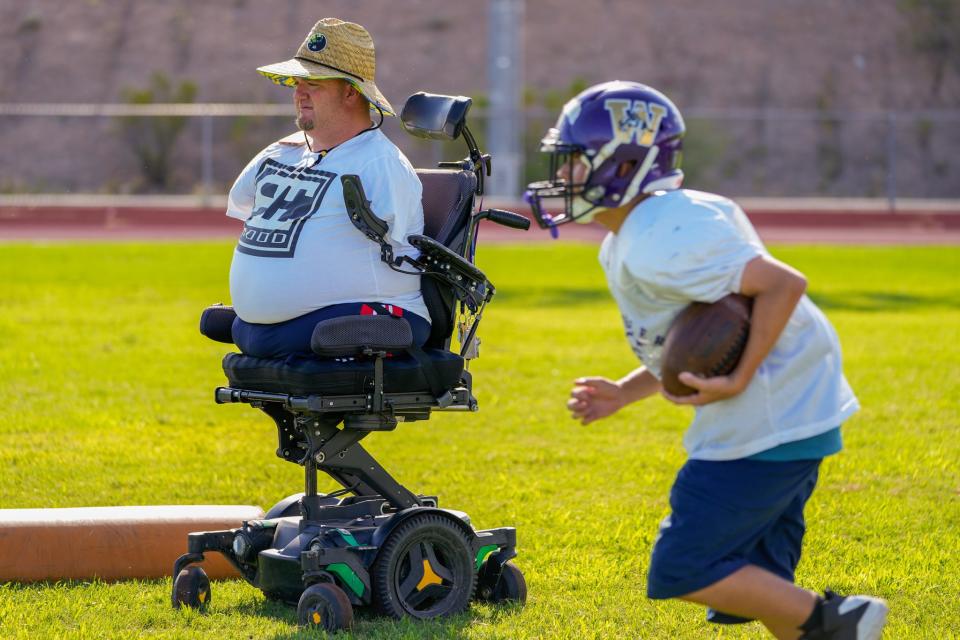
[173,384,526,628]
[173,495,519,616]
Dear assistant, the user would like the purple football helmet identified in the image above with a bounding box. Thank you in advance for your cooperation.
[526,81,685,228]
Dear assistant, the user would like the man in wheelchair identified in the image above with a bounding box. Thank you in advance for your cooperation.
[225,17,431,356]
[174,17,530,633]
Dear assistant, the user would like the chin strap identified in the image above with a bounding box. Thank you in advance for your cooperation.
[620,144,660,203]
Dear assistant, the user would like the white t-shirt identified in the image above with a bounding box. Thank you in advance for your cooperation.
[227,128,429,324]
[599,189,859,461]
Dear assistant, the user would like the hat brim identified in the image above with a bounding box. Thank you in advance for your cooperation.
[257,58,395,117]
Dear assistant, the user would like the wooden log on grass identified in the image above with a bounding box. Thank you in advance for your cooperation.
[0,505,264,581]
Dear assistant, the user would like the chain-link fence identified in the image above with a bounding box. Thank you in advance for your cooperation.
[1,104,957,204]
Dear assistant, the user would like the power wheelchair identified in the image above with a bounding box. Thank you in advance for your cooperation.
[171,93,530,631]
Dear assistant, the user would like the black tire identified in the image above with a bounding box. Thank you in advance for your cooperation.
[476,560,527,604]
[172,565,211,610]
[372,513,475,619]
[297,583,354,631]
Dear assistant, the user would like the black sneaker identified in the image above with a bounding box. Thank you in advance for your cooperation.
[801,589,889,639]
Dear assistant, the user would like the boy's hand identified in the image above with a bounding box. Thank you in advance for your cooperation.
[567,377,626,425]
[661,371,745,406]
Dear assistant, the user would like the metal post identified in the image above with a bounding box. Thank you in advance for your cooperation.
[487,0,524,198]
[201,114,214,207]
[886,111,897,211]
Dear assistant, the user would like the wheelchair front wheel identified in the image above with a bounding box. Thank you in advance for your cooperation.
[476,560,527,604]
[297,582,353,631]
[172,565,211,610]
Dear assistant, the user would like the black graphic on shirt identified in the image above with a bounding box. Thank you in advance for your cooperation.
[622,312,664,361]
[237,158,336,258]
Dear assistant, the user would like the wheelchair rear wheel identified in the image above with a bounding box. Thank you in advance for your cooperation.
[372,513,475,619]
[263,493,304,519]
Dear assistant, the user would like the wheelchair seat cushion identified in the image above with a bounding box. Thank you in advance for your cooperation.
[222,349,464,396]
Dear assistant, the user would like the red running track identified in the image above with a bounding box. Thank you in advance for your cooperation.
[1,199,959,244]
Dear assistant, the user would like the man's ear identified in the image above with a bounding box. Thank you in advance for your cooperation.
[343,82,371,114]
[342,81,361,102]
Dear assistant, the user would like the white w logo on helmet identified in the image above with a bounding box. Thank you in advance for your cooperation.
[592,99,667,173]
[603,99,667,147]
[588,99,670,204]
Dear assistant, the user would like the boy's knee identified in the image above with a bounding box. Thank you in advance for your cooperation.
[646,523,748,601]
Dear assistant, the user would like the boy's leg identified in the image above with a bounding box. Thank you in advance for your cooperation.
[681,564,816,640]
[703,465,818,627]
[646,458,823,634]
[648,458,888,639]
[686,574,890,640]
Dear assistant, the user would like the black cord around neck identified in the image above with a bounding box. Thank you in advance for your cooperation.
[304,106,385,159]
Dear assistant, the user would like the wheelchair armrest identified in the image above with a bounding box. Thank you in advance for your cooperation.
[407,234,493,311]
[407,234,486,284]
[200,304,237,344]
[310,315,413,357]
[342,174,389,245]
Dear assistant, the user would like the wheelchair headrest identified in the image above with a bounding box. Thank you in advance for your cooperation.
[401,93,472,141]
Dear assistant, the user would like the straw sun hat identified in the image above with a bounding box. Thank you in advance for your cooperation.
[257,18,395,117]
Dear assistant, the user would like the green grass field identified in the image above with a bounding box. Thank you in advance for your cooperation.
[0,241,958,639]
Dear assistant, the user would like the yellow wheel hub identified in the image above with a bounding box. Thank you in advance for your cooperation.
[416,558,444,591]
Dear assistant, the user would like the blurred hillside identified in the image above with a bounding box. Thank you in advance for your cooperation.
[1,0,958,198]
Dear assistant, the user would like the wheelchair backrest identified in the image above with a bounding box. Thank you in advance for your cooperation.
[418,169,477,252]
[416,168,478,349]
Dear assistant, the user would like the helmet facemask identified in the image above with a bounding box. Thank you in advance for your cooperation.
[526,128,603,228]
[527,134,659,228]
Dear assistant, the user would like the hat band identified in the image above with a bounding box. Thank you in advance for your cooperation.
[294,56,366,82]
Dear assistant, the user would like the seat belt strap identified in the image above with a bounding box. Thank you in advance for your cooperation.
[369,303,449,402]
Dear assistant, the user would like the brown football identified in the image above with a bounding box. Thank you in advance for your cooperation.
[660,294,753,396]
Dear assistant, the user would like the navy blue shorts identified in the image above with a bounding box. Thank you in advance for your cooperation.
[647,457,821,622]
[232,302,431,359]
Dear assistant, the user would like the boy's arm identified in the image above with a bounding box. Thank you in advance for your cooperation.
[568,367,662,425]
[665,254,807,406]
